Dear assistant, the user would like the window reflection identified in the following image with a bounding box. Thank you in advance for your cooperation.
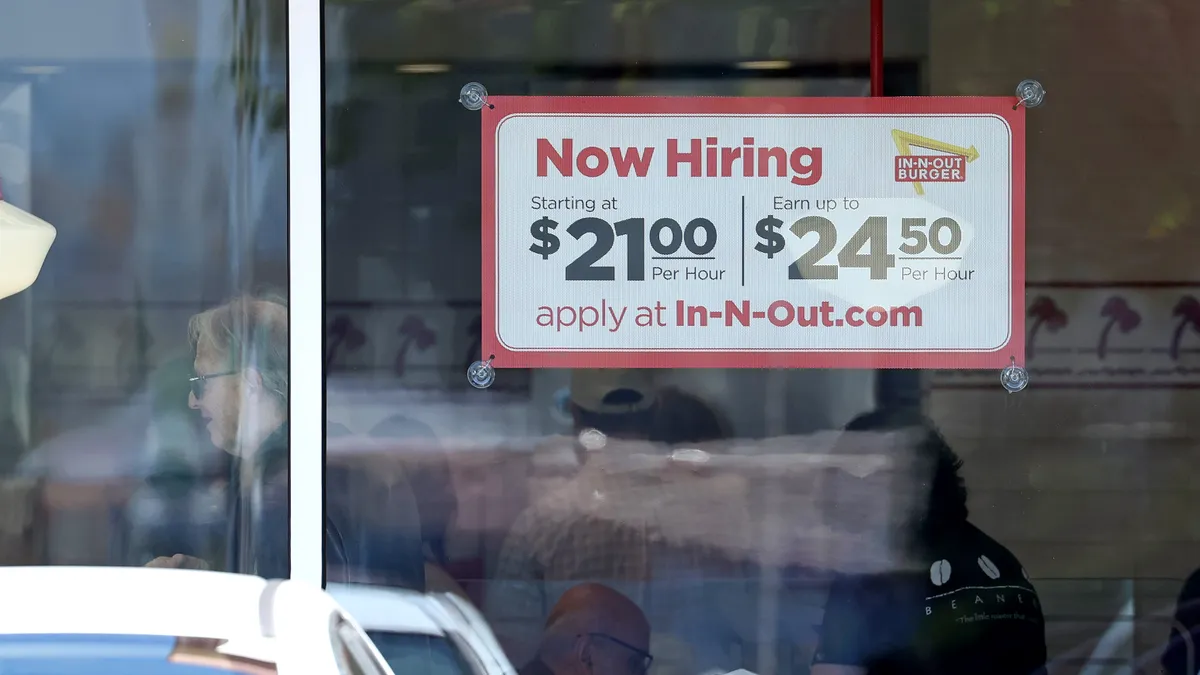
[316,2,1062,675]
[2,0,1184,675]
[323,0,1200,668]
[368,633,475,675]
[0,0,289,573]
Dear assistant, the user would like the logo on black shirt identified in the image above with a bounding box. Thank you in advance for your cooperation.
[924,553,1040,625]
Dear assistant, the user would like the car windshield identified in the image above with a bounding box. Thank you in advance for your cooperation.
[0,634,277,674]
[366,632,473,675]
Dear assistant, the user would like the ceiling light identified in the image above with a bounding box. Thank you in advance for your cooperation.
[395,64,451,74]
[736,60,791,70]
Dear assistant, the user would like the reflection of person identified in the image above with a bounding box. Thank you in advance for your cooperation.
[146,295,354,577]
[131,353,221,567]
[812,409,1047,675]
[490,370,662,662]
[648,386,727,445]
[519,583,652,675]
[367,414,466,596]
[567,370,658,441]
[369,414,455,565]
[187,296,288,458]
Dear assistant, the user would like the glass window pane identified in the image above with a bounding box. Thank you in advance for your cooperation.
[323,2,1192,675]
[0,0,290,575]
[367,632,474,675]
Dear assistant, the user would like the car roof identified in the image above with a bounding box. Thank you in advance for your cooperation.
[0,567,279,640]
[327,584,517,675]
[325,583,444,636]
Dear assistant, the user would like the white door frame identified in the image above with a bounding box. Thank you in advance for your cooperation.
[286,0,325,587]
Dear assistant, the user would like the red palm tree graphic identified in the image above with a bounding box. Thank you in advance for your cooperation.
[1169,295,1200,360]
[394,316,437,378]
[1097,296,1141,360]
[325,314,366,374]
[1026,296,1068,359]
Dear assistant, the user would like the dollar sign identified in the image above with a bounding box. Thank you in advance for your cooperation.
[753,215,786,259]
[529,216,561,260]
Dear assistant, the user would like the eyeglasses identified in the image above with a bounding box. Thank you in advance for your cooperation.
[587,633,653,675]
[188,371,239,399]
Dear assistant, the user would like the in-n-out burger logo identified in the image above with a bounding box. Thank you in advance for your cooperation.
[536,137,824,186]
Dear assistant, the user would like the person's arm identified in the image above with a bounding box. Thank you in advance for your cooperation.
[244,469,290,579]
[145,553,210,570]
[810,576,871,675]
[1164,568,1200,675]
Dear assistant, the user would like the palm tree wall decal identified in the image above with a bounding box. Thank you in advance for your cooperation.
[325,314,366,374]
[1097,296,1141,360]
[228,0,359,170]
[228,0,287,140]
[1169,295,1200,361]
[394,316,437,378]
[1026,295,1068,359]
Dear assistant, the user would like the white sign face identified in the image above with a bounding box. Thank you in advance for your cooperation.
[481,97,1026,369]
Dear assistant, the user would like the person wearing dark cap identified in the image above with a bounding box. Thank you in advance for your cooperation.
[812,409,1047,675]
[489,370,662,663]
[568,371,729,447]
[648,387,728,446]
[520,583,653,675]
[566,369,659,440]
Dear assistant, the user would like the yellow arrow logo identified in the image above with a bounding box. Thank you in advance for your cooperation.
[891,130,979,195]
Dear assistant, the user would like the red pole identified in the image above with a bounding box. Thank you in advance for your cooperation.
[870,0,884,97]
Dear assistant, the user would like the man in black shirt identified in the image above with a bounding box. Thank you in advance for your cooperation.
[812,410,1047,675]
[1163,566,1200,675]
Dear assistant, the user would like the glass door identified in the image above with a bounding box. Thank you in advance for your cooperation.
[0,0,324,584]
[315,2,1200,675]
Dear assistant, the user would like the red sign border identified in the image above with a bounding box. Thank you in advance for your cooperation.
[481,96,1026,369]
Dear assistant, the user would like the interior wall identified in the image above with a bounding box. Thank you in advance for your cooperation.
[927,0,1200,666]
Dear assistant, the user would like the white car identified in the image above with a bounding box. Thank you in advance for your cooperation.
[328,584,516,675]
[0,566,394,674]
